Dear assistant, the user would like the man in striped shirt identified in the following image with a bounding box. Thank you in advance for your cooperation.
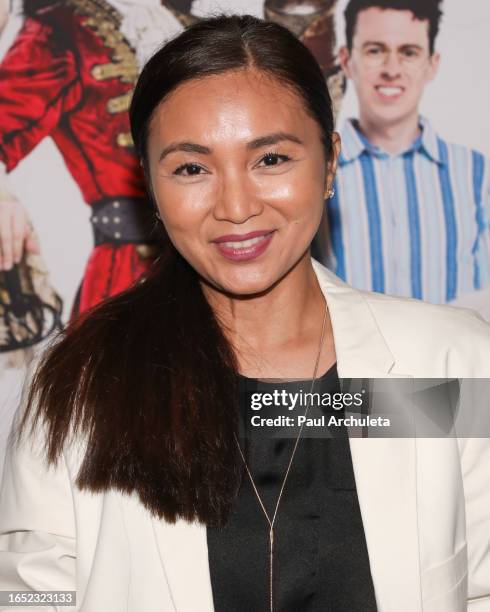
[314,0,490,304]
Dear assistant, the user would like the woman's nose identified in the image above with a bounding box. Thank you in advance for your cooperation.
[213,170,264,223]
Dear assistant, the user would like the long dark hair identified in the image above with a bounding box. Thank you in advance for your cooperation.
[14,14,335,527]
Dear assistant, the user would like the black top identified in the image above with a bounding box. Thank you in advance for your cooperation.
[206,364,378,611]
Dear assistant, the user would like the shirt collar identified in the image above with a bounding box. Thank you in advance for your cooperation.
[339,116,443,165]
[418,116,443,164]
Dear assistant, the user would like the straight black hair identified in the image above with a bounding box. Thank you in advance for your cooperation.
[15,13,335,527]
[344,0,444,54]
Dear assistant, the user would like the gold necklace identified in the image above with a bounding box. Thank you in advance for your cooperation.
[233,299,329,612]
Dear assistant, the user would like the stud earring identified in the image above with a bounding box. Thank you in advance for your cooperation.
[327,187,335,199]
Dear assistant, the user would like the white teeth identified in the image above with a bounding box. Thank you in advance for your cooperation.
[377,87,403,97]
[222,234,269,249]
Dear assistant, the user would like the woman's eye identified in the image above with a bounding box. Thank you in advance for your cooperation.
[173,163,204,176]
[258,152,291,167]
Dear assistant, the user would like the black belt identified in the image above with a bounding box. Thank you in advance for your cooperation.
[90,197,157,246]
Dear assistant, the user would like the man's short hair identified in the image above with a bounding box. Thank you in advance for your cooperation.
[344,0,444,55]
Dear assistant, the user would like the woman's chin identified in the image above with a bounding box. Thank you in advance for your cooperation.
[201,270,279,298]
[221,280,275,298]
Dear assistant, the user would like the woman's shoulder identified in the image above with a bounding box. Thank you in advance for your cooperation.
[363,287,489,330]
[314,261,490,376]
[362,290,490,376]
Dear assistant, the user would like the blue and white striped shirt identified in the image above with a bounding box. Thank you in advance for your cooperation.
[319,117,490,304]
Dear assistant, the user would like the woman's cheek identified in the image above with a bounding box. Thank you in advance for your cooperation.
[253,177,299,204]
[158,186,212,231]
[256,162,319,203]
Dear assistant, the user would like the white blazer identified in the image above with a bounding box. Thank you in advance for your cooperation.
[1,259,490,612]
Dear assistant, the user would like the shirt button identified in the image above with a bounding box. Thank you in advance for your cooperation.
[114,231,121,239]
[102,216,109,223]
[113,201,120,208]
[114,216,120,224]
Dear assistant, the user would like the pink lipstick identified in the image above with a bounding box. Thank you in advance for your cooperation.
[212,230,275,262]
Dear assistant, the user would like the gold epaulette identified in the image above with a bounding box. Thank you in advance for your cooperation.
[67,0,138,148]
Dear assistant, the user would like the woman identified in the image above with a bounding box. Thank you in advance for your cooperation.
[0,14,489,612]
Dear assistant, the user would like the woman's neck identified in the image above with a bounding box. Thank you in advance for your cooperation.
[201,254,336,379]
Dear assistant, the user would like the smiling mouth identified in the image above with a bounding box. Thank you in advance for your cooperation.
[375,86,404,98]
[219,234,272,249]
[213,230,276,262]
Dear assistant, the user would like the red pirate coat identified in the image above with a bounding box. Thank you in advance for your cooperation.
[0,0,157,314]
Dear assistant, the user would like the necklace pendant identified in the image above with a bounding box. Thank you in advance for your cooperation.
[269,528,274,612]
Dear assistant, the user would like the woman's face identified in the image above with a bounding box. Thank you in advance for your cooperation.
[147,67,340,296]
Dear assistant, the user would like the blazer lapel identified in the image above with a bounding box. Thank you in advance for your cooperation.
[314,260,423,611]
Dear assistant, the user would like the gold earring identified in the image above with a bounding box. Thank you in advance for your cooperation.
[327,187,335,199]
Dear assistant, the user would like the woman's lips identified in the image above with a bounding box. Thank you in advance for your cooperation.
[212,230,275,262]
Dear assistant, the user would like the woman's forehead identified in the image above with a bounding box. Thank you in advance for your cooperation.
[149,69,313,147]
[163,68,298,105]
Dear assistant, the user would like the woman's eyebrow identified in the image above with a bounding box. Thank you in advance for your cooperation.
[158,132,303,162]
[159,142,209,162]
[247,132,303,150]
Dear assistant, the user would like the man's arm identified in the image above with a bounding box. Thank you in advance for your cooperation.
[0,15,80,171]
[0,15,80,270]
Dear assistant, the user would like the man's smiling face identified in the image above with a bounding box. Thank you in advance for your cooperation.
[340,7,440,128]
